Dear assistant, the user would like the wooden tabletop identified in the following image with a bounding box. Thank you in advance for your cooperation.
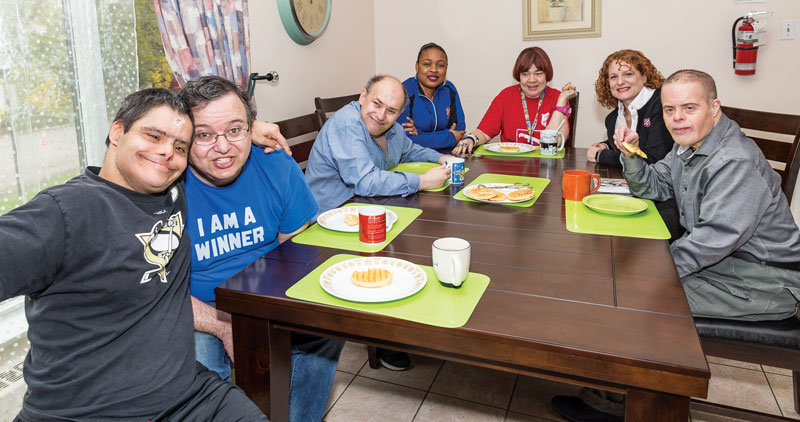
[216,148,710,421]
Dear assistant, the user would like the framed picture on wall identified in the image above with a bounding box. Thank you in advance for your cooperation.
[522,0,601,40]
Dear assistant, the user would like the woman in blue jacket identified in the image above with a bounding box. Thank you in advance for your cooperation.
[399,43,466,149]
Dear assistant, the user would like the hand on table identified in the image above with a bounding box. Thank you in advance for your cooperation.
[250,120,292,155]
[587,142,608,163]
[451,136,475,155]
[419,164,450,191]
[402,117,418,136]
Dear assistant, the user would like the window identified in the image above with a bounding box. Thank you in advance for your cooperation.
[0,0,174,415]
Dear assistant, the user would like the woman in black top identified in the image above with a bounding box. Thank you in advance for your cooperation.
[587,49,684,242]
[587,49,673,167]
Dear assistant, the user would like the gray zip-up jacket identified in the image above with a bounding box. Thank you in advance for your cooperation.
[622,114,800,278]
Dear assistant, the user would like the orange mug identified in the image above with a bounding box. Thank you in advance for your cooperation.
[562,170,601,201]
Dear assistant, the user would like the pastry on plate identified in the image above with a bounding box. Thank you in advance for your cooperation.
[343,214,359,226]
[351,268,393,288]
[469,187,499,200]
[499,145,520,153]
[508,188,535,201]
[488,191,508,202]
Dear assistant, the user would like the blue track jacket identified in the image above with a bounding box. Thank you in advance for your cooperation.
[399,77,466,149]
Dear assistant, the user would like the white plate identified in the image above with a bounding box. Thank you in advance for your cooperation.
[484,142,536,154]
[320,257,427,302]
[317,206,398,233]
[463,183,536,204]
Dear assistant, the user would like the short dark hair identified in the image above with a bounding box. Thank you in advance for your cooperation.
[512,47,553,82]
[180,76,255,125]
[105,88,192,146]
[664,69,718,103]
[364,74,409,110]
[416,42,448,63]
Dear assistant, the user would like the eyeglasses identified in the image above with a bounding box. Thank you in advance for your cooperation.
[193,126,250,146]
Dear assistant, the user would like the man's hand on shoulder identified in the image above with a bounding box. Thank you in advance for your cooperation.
[251,120,292,155]
[419,164,450,191]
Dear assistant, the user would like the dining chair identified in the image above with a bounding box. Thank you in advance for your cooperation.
[721,105,800,203]
[273,111,324,169]
[565,92,579,149]
[314,94,360,124]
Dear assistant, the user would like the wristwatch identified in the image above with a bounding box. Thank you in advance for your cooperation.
[463,134,479,146]
[554,105,571,115]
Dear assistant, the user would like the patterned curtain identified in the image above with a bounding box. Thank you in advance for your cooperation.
[153,0,250,89]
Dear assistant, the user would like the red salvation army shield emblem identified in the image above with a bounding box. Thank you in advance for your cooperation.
[643,118,651,127]
[446,107,451,117]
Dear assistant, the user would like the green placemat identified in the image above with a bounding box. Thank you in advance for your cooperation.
[453,173,550,208]
[565,199,670,239]
[292,203,422,252]
[475,144,565,159]
[389,162,470,192]
[285,254,490,328]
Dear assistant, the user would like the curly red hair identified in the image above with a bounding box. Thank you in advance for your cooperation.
[594,49,664,109]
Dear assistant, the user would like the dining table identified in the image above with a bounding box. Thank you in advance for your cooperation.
[215,147,710,422]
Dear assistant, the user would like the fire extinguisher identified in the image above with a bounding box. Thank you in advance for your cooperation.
[731,14,761,75]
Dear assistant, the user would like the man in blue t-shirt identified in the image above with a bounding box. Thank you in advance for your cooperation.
[181,76,344,422]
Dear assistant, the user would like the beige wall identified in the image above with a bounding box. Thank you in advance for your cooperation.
[247,1,800,220]
[374,0,800,219]
[248,0,376,121]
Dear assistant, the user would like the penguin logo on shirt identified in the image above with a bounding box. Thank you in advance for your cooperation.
[136,212,184,284]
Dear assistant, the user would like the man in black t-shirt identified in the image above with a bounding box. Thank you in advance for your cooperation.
[0,88,267,421]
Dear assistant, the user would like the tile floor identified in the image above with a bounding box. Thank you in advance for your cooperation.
[322,342,799,422]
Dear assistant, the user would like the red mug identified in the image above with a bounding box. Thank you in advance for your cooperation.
[358,207,387,245]
[562,170,601,201]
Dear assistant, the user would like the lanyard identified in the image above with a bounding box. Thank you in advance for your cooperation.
[520,87,545,144]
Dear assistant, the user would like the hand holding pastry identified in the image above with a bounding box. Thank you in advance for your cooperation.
[613,126,643,158]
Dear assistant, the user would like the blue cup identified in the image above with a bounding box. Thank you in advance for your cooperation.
[446,157,465,184]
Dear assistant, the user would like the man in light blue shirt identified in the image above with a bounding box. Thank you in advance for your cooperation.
[305,75,451,214]
[305,75,451,371]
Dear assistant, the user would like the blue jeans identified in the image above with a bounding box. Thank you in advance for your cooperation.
[195,324,344,422]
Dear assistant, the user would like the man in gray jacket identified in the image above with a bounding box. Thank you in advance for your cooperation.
[552,69,800,422]
[616,69,800,321]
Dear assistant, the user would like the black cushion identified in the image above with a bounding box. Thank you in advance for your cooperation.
[694,314,800,349]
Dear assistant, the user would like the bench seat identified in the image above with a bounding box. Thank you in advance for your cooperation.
[693,314,800,418]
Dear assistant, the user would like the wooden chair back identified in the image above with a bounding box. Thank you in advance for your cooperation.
[721,105,800,203]
[565,92,579,149]
[274,111,324,169]
[314,94,360,124]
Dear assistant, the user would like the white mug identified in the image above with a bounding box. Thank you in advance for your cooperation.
[432,237,471,288]
[539,130,565,156]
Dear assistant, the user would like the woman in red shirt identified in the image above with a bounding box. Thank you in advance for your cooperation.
[453,47,577,154]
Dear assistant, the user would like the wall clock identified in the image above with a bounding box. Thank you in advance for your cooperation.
[277,0,332,45]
